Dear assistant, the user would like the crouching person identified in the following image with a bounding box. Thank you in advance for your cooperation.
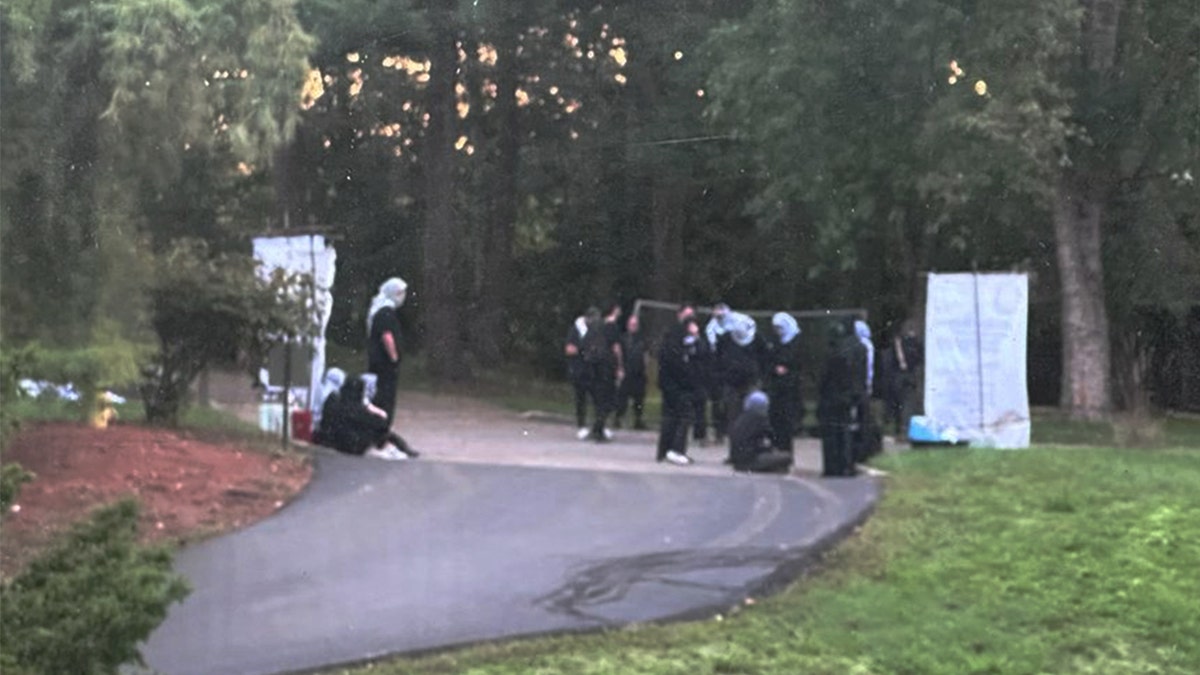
[314,373,418,461]
[729,391,793,474]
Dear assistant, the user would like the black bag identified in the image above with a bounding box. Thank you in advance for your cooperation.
[581,321,608,364]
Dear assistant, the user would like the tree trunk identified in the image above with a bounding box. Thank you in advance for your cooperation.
[420,4,469,381]
[471,10,521,365]
[1051,0,1123,420]
[1053,175,1112,419]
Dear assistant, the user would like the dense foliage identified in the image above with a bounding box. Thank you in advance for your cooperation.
[2,0,1196,410]
[0,499,190,674]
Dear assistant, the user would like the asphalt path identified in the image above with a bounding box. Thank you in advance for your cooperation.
[139,390,879,675]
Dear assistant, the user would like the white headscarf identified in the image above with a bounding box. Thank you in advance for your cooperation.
[854,319,875,392]
[313,368,347,426]
[367,277,407,336]
[728,312,758,347]
[772,312,801,345]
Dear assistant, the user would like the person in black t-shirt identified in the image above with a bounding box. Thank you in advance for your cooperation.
[366,277,407,426]
[656,304,700,465]
[615,313,648,430]
[581,303,623,442]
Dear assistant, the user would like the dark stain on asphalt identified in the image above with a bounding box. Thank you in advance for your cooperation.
[535,547,796,624]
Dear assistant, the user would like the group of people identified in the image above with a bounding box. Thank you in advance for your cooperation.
[312,277,419,461]
[566,301,923,476]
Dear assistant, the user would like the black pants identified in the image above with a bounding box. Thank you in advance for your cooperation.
[657,388,695,460]
[819,408,855,477]
[572,376,589,428]
[692,391,708,440]
[616,372,646,425]
[885,374,915,436]
[735,450,793,474]
[587,363,615,437]
[370,367,399,425]
[768,387,797,453]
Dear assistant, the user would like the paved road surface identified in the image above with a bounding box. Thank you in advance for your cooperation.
[140,384,879,675]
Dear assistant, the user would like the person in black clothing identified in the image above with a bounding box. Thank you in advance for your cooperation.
[818,319,862,477]
[882,320,923,436]
[729,390,793,473]
[314,375,417,459]
[615,313,648,430]
[366,277,407,425]
[767,312,803,452]
[719,311,767,438]
[580,304,623,442]
[564,313,591,438]
[656,304,699,465]
[690,330,715,444]
[704,303,732,441]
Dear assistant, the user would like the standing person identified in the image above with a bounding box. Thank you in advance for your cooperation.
[564,313,591,439]
[720,312,767,438]
[615,313,648,430]
[690,324,715,445]
[729,390,793,473]
[767,312,803,453]
[704,303,733,441]
[818,319,860,477]
[852,319,879,461]
[579,305,623,442]
[883,320,924,437]
[366,277,407,426]
[656,304,699,465]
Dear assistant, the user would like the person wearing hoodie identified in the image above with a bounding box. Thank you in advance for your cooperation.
[767,313,803,452]
[366,277,408,425]
[729,390,793,473]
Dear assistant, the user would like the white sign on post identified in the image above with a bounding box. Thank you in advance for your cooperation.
[924,272,1030,448]
[252,234,337,411]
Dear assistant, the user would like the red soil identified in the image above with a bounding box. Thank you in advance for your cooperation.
[1,421,311,576]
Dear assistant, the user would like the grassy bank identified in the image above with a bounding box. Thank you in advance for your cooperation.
[328,441,1200,674]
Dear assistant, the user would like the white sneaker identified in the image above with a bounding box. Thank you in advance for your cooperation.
[602,428,614,441]
[366,446,408,461]
[576,427,590,440]
[665,450,692,466]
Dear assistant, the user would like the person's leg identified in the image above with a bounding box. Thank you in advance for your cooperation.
[712,386,728,441]
[673,390,696,457]
[590,364,613,440]
[573,379,588,429]
[657,390,680,460]
[631,375,647,428]
[692,391,707,442]
[749,450,793,473]
[770,389,795,453]
[614,376,630,428]
[371,368,399,425]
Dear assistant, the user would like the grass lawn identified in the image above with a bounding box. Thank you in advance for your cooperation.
[325,438,1200,675]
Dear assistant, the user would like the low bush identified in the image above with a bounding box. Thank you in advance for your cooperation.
[0,499,190,674]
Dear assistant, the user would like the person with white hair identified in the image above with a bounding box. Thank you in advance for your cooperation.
[366,277,408,426]
[767,312,803,452]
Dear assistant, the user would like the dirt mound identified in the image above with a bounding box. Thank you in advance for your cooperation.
[1,422,311,577]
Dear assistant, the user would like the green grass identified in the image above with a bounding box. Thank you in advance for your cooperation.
[324,441,1200,675]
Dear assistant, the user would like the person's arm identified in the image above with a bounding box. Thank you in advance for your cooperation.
[382,332,399,363]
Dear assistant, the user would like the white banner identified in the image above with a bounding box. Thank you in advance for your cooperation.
[924,273,1030,448]
[252,234,337,410]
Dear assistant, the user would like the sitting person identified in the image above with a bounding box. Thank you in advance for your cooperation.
[314,373,418,460]
[728,390,793,474]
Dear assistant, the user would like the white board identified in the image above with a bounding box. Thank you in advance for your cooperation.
[252,235,337,410]
[924,272,1030,448]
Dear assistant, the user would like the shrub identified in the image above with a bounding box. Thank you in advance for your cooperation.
[0,499,190,673]
[0,463,33,513]
[141,239,311,425]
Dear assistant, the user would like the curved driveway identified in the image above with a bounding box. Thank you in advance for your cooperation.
[140,391,879,675]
